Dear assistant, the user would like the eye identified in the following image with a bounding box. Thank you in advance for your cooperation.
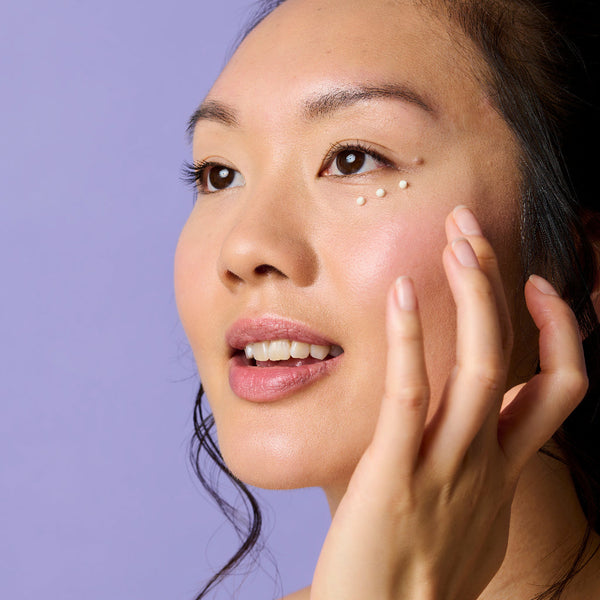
[182,160,245,194]
[206,164,244,191]
[321,142,393,177]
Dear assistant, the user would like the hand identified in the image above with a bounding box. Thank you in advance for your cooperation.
[310,206,588,600]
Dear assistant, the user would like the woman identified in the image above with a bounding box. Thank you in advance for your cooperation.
[175,0,600,598]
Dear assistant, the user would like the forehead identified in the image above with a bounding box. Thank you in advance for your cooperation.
[205,0,488,128]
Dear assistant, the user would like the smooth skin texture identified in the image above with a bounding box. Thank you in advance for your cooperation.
[310,213,587,600]
[174,0,600,597]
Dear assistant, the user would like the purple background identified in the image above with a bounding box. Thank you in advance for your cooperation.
[1,1,329,598]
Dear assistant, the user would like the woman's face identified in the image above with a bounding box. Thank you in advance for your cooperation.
[175,0,525,497]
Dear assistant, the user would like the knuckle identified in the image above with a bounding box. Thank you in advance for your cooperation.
[466,364,505,395]
[389,487,420,524]
[396,384,430,410]
[469,282,496,306]
[560,368,589,402]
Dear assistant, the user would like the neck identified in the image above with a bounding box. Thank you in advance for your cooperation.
[480,448,600,599]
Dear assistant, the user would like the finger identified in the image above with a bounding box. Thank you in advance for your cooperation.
[370,276,430,479]
[430,234,506,463]
[499,275,588,469]
[446,206,513,360]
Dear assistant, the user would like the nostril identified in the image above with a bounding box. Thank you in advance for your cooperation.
[224,270,244,285]
[254,264,286,277]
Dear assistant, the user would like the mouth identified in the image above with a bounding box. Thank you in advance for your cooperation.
[236,339,344,368]
[226,317,344,402]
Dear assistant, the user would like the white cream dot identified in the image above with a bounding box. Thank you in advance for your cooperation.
[356,196,366,206]
[375,188,386,198]
[399,180,408,189]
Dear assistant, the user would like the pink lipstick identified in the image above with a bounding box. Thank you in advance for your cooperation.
[226,316,343,402]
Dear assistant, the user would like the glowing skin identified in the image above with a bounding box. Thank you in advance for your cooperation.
[175,0,526,494]
[175,0,600,597]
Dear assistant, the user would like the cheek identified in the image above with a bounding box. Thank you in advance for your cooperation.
[338,216,445,296]
[323,208,457,403]
[175,219,238,441]
[174,221,202,342]
[174,214,221,364]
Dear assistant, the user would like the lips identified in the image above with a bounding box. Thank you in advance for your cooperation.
[226,316,344,402]
[226,316,339,350]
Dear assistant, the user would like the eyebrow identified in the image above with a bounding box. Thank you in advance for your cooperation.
[186,100,239,137]
[303,84,436,120]
[187,83,436,139]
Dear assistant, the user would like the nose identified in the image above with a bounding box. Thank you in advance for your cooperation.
[217,190,318,290]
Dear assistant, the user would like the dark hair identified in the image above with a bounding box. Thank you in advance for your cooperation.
[189,1,600,598]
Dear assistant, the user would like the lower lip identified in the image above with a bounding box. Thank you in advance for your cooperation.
[228,354,342,402]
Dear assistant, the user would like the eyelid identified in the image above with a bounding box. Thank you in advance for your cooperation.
[319,140,395,176]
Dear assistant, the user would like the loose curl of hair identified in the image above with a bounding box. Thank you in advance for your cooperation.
[189,1,600,598]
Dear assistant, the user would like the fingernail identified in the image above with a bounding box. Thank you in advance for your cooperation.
[395,276,417,310]
[529,274,559,296]
[452,237,480,268]
[453,205,482,236]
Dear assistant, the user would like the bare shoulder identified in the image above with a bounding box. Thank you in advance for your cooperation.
[279,586,310,600]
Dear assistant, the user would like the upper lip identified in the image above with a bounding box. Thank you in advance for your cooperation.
[226,315,341,351]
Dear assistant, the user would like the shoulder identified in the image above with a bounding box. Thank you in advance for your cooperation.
[279,586,310,600]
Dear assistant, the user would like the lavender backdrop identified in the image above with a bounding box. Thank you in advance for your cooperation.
[0,1,329,598]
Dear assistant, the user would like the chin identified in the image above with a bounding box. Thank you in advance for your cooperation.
[221,450,319,491]
[216,423,362,491]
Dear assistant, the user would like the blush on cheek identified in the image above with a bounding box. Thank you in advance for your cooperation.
[339,215,456,406]
[341,218,447,301]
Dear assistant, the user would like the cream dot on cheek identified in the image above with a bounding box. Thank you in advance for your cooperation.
[375,188,386,198]
[399,180,408,189]
[356,196,366,206]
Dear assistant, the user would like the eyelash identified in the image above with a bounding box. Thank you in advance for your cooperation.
[320,141,394,176]
[181,159,224,192]
[181,141,394,194]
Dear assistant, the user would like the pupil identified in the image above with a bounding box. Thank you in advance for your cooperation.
[209,166,234,189]
[336,150,365,175]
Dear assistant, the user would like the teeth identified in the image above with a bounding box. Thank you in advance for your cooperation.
[290,341,310,359]
[309,344,329,360]
[243,339,343,362]
[268,340,291,360]
[252,341,269,362]
[329,345,343,357]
